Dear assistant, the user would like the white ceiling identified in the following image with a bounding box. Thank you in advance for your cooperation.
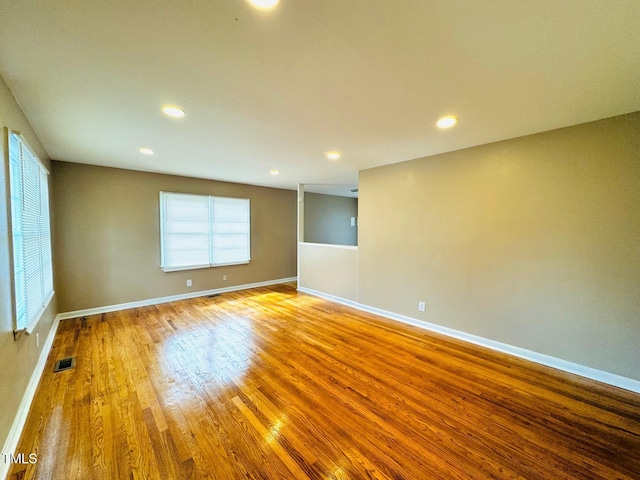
[1,1,639,191]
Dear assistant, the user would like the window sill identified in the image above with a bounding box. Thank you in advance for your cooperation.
[161,261,251,273]
[19,290,55,337]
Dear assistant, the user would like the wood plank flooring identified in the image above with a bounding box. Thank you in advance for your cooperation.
[9,283,640,479]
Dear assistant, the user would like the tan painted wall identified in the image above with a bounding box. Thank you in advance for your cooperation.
[0,75,57,451]
[299,243,358,301]
[304,192,358,246]
[52,162,297,312]
[359,112,640,381]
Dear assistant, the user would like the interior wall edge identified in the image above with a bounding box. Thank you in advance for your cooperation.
[296,286,640,395]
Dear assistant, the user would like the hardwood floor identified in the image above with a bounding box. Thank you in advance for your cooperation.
[9,283,640,479]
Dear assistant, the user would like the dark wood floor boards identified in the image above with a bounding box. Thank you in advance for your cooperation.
[9,283,640,479]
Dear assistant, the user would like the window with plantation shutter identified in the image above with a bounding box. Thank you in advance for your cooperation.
[160,192,250,272]
[7,129,54,334]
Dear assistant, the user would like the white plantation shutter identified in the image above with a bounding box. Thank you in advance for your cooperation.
[8,131,54,333]
[160,192,250,271]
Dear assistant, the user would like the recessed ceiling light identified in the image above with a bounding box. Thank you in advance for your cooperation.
[162,105,186,118]
[437,116,458,129]
[139,147,154,155]
[326,152,341,160]
[248,0,280,9]
[270,169,280,176]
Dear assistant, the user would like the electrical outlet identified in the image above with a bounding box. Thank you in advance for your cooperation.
[186,279,192,287]
[223,275,227,281]
[418,301,426,312]
[36,333,40,349]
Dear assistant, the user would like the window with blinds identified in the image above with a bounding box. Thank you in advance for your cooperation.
[7,130,54,334]
[160,192,251,271]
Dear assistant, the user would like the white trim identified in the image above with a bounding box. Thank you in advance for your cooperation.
[1,314,60,480]
[161,263,212,272]
[0,278,297,479]
[298,286,362,310]
[297,286,640,394]
[161,261,251,273]
[56,277,298,320]
[299,242,358,250]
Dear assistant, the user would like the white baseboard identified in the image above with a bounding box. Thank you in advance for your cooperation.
[297,286,640,394]
[1,314,61,480]
[0,277,298,479]
[57,277,298,320]
[2,278,633,480]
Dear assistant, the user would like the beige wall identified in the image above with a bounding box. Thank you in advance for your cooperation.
[0,76,58,451]
[304,192,358,246]
[359,112,640,381]
[299,243,358,301]
[52,162,297,312]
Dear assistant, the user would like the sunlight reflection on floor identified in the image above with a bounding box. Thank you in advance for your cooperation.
[160,314,255,391]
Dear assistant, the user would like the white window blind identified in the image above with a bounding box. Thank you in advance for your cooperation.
[160,192,250,271]
[7,130,54,334]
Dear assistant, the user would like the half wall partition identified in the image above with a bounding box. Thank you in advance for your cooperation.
[297,184,358,302]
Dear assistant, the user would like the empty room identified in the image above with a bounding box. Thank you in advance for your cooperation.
[1,1,639,479]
